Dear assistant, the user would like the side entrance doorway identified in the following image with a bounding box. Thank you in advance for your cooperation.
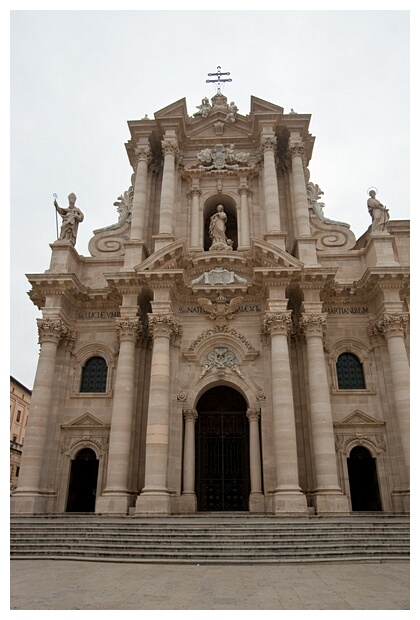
[347,445,382,511]
[66,448,99,512]
[195,386,250,511]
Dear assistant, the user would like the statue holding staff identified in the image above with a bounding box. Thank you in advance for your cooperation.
[54,192,84,244]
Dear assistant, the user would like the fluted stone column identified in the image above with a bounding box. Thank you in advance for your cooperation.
[190,185,201,250]
[300,314,349,514]
[238,183,251,249]
[131,144,151,241]
[180,408,198,512]
[96,317,140,515]
[375,314,410,471]
[260,135,281,236]
[246,408,265,511]
[288,143,318,265]
[158,136,178,237]
[11,318,70,514]
[136,314,181,514]
[262,312,308,515]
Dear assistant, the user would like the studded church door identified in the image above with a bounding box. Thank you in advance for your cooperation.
[195,386,250,511]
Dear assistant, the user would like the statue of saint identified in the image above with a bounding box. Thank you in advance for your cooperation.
[226,101,238,123]
[54,193,84,244]
[209,205,228,246]
[367,190,389,234]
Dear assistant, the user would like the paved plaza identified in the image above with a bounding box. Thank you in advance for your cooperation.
[10,559,410,610]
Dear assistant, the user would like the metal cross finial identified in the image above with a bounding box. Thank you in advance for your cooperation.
[206,66,232,94]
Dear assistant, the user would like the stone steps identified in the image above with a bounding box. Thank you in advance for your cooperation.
[10,514,409,564]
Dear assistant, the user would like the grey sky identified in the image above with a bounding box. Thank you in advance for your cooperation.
[10,9,410,389]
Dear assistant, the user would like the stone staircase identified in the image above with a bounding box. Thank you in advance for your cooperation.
[10,513,409,564]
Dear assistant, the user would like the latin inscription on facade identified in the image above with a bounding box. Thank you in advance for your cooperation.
[77,311,121,319]
[326,307,369,315]
[179,304,261,314]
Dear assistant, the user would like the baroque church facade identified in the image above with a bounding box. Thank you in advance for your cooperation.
[11,92,410,517]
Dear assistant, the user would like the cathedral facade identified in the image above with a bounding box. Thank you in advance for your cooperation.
[11,92,410,517]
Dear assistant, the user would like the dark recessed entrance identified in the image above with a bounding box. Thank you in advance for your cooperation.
[347,446,382,511]
[66,448,99,512]
[195,386,250,511]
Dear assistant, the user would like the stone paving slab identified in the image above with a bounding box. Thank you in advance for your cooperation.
[10,559,410,610]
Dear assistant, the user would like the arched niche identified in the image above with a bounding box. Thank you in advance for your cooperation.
[203,194,238,251]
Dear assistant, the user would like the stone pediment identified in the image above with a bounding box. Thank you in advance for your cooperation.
[135,240,188,272]
[250,96,284,116]
[335,410,384,427]
[251,239,304,271]
[154,98,189,120]
[188,115,251,140]
[62,412,108,429]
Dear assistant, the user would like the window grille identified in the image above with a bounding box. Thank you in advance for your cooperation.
[336,352,366,389]
[80,356,108,393]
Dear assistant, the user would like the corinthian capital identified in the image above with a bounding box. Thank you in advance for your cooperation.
[148,314,182,339]
[288,143,305,159]
[134,144,152,165]
[246,408,261,422]
[183,409,198,423]
[37,318,69,345]
[260,135,277,154]
[373,314,408,339]
[300,313,327,338]
[161,138,179,158]
[116,317,142,342]
[261,312,292,337]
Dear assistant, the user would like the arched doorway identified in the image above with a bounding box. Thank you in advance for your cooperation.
[195,386,250,511]
[347,445,382,511]
[66,448,99,512]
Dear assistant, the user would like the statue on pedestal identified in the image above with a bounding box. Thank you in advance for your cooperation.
[54,193,84,244]
[367,189,389,234]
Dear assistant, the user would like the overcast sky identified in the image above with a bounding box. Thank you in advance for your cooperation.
[9,8,411,389]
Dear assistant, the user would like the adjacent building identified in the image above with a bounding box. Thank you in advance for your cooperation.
[11,91,409,517]
[10,376,31,492]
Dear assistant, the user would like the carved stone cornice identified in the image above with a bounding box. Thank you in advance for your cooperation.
[183,409,198,423]
[371,313,408,339]
[246,408,261,422]
[299,313,327,338]
[261,311,292,337]
[37,318,70,345]
[148,314,182,339]
[116,317,142,342]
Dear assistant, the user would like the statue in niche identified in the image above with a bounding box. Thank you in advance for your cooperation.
[367,189,390,234]
[226,101,238,122]
[194,97,211,118]
[209,205,233,251]
[54,193,84,244]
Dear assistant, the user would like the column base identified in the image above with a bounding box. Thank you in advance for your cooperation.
[135,490,171,515]
[10,492,47,515]
[153,234,176,252]
[95,492,132,516]
[178,492,197,514]
[263,231,286,250]
[391,489,410,513]
[272,490,308,516]
[122,240,148,269]
[312,491,350,515]
[249,491,265,513]
[294,236,319,266]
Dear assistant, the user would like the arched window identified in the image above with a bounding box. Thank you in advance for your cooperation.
[336,352,366,389]
[80,356,108,393]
